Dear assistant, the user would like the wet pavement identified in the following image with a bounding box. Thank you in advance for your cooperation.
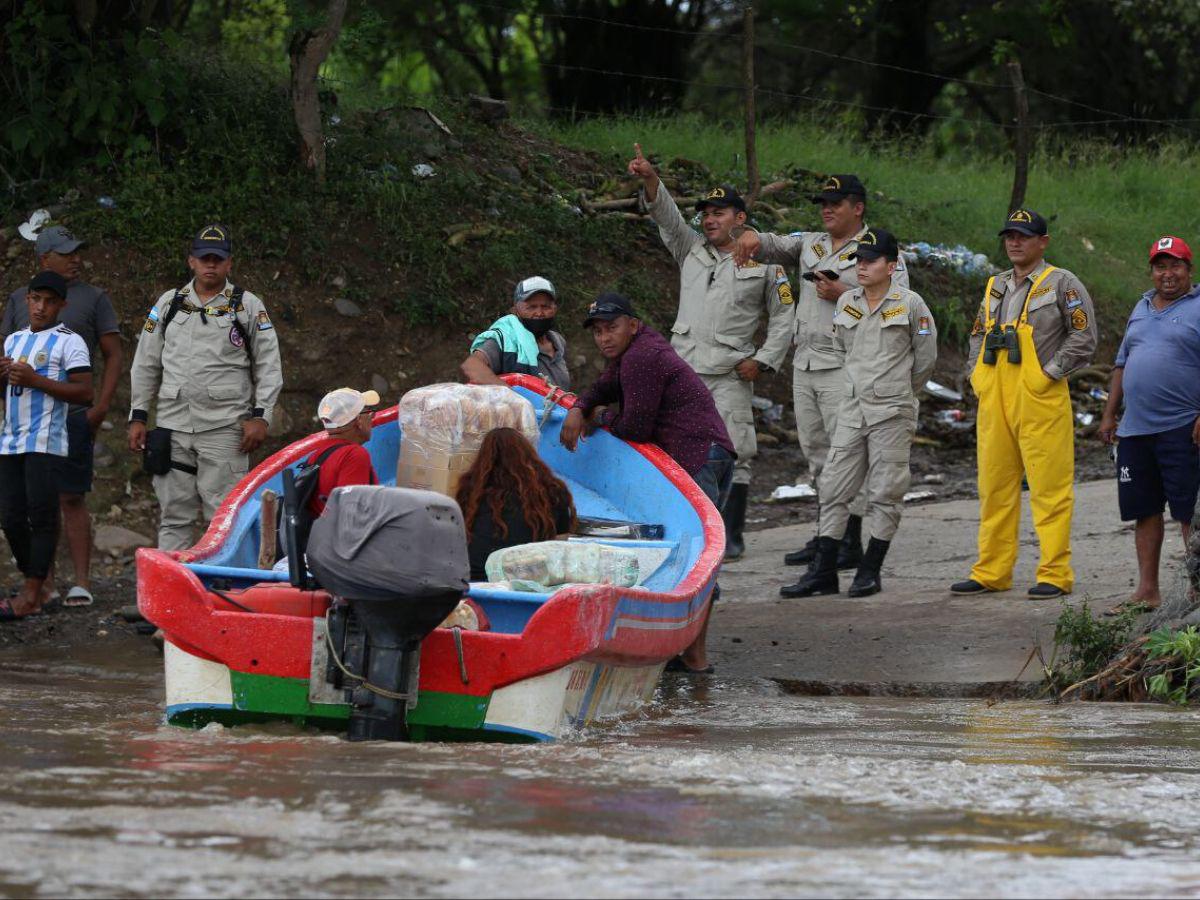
[2,635,1200,898]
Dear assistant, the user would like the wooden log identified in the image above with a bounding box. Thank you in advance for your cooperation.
[258,489,278,569]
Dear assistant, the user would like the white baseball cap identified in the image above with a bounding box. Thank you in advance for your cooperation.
[318,388,380,429]
[513,275,556,304]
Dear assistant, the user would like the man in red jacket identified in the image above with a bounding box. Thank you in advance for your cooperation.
[307,387,379,516]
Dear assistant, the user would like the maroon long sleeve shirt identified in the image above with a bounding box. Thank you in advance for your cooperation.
[575,326,734,476]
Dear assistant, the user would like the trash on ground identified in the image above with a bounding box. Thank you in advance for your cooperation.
[412,163,436,178]
[769,483,817,503]
[751,396,773,411]
[934,409,966,424]
[1076,411,1095,426]
[924,380,963,402]
[922,473,945,485]
[902,242,996,277]
[903,490,937,503]
[18,209,51,241]
[1088,387,1109,401]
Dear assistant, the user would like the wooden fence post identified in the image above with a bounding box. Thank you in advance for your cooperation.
[1007,59,1030,213]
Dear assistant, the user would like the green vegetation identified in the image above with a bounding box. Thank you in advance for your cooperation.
[1046,599,1138,694]
[1145,625,1200,706]
[541,114,1196,337]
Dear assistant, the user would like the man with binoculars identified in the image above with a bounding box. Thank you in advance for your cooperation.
[952,209,1098,599]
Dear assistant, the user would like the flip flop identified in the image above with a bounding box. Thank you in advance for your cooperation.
[0,596,42,621]
[1104,599,1158,617]
[664,656,716,675]
[64,586,94,607]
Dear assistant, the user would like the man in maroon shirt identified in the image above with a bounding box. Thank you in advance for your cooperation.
[308,387,379,516]
[561,292,734,674]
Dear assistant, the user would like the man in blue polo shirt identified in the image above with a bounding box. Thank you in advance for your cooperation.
[1099,236,1200,614]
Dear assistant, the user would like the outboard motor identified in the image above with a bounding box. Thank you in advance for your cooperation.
[306,486,468,741]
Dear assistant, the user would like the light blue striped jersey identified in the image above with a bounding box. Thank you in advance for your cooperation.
[2,325,90,456]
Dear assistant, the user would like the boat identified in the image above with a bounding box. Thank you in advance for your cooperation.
[136,375,724,743]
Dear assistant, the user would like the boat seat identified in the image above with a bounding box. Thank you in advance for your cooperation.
[210,583,333,618]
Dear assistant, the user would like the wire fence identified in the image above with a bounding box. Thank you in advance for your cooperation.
[417,1,1200,134]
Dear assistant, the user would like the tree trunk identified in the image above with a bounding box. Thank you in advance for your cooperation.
[288,0,348,183]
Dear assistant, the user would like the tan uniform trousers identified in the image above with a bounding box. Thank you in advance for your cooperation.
[818,413,915,543]
[700,371,755,486]
[154,423,248,551]
[792,367,866,516]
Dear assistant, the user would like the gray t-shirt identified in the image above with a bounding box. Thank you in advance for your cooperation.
[5,281,120,412]
[476,330,571,390]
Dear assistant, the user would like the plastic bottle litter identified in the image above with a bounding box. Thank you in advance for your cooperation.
[924,381,963,402]
[411,163,436,178]
[934,409,966,423]
[1088,388,1109,402]
[1076,411,1095,426]
[769,483,817,503]
[922,473,945,485]
[901,242,996,277]
[97,196,117,209]
[18,209,51,242]
[903,490,937,503]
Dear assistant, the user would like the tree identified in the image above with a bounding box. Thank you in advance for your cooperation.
[289,0,348,183]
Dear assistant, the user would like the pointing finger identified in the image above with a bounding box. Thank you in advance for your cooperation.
[634,142,644,160]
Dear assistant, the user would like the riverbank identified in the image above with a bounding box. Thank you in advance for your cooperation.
[712,478,1156,695]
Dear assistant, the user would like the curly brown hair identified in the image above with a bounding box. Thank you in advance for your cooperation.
[456,427,576,540]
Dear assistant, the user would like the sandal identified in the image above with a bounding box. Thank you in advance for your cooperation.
[0,596,43,621]
[64,586,94,607]
[665,656,716,675]
[1104,599,1159,617]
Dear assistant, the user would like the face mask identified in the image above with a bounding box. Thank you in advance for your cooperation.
[519,316,556,337]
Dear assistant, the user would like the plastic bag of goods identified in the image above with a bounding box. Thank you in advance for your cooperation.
[485,541,639,589]
[397,383,539,495]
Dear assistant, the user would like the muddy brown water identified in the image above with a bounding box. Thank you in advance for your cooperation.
[2,636,1200,899]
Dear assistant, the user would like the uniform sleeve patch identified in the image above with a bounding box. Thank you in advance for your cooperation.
[147,307,160,322]
[1071,308,1088,331]
[1065,288,1082,309]
[255,310,274,331]
[777,281,794,305]
[917,316,931,335]
[971,315,985,336]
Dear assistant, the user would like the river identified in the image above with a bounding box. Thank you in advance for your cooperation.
[2,636,1199,898]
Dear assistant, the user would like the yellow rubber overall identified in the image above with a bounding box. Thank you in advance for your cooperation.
[968,267,1074,592]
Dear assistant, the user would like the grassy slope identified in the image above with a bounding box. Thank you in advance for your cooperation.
[541,115,1198,348]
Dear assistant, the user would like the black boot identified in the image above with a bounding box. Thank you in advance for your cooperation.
[783,535,818,566]
[848,537,890,598]
[837,514,864,570]
[722,483,749,560]
[780,536,840,598]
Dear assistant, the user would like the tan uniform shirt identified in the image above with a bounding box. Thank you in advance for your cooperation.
[130,279,284,433]
[755,226,910,371]
[966,260,1098,379]
[645,184,795,375]
[832,283,938,427]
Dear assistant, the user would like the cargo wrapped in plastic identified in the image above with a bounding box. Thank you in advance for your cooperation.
[484,541,639,589]
[396,383,539,496]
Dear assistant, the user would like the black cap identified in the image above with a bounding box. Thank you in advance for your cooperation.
[695,185,746,213]
[191,223,232,259]
[810,174,866,204]
[849,228,899,262]
[582,292,637,327]
[998,208,1048,237]
[28,271,68,299]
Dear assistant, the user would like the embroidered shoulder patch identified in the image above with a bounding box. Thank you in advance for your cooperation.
[917,316,931,335]
[256,310,274,331]
[1065,288,1082,309]
[971,315,985,336]
[777,281,794,305]
[1071,308,1088,331]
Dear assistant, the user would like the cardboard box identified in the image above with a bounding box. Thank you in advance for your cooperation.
[396,446,476,498]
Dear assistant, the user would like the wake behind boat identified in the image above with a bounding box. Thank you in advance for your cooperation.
[135,375,724,743]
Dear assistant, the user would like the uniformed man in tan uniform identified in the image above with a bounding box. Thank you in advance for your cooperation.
[128,225,284,550]
[735,175,909,571]
[628,144,795,559]
[951,208,1098,599]
[781,229,936,599]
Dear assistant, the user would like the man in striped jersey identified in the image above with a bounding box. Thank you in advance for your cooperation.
[0,272,93,619]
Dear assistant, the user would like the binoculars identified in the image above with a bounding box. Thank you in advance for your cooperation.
[981,323,1021,365]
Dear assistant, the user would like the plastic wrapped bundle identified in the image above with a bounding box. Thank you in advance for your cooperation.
[485,541,639,589]
[397,383,539,496]
[398,383,538,453]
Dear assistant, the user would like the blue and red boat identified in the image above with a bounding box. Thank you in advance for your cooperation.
[136,375,724,742]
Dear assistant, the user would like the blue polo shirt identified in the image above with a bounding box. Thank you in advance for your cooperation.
[1115,284,1200,437]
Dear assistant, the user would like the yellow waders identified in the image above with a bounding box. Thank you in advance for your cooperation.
[968,268,1075,592]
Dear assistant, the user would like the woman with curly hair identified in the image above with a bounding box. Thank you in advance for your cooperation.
[455,427,576,581]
